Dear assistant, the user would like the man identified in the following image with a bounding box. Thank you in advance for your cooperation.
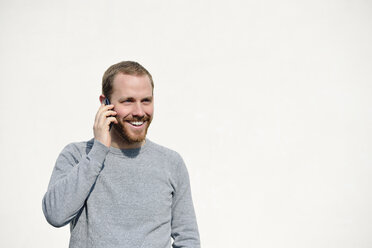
[42,61,200,248]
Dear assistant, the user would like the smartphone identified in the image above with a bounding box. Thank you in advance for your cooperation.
[104,98,113,131]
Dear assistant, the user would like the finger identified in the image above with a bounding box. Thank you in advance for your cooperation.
[105,117,118,127]
[95,103,110,122]
[97,110,117,126]
[103,110,117,116]
[96,105,115,123]
[104,104,114,109]
[99,104,115,114]
[108,116,118,123]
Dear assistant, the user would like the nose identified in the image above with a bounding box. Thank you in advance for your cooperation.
[132,102,145,118]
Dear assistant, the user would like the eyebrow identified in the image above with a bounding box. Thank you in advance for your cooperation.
[118,96,153,101]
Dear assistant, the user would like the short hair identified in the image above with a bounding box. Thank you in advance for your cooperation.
[102,61,154,100]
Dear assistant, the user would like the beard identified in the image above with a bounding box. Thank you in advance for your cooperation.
[113,115,152,144]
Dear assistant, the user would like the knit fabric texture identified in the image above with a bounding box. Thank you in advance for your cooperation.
[42,139,200,248]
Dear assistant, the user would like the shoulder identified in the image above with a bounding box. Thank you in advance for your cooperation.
[58,138,95,162]
[146,139,184,165]
[62,138,93,153]
[147,141,192,189]
[146,140,190,183]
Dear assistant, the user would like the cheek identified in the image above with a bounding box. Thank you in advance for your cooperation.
[114,107,130,118]
[145,105,154,116]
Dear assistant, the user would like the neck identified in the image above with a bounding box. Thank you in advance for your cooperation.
[110,130,146,149]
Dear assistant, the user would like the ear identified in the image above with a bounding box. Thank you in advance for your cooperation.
[99,94,106,104]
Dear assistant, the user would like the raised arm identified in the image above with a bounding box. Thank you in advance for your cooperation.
[42,140,108,227]
[42,103,117,227]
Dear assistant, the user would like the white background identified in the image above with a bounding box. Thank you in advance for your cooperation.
[1,0,371,247]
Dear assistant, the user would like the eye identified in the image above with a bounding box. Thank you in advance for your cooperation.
[121,98,134,103]
[142,98,152,104]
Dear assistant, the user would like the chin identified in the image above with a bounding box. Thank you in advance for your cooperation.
[114,123,149,145]
[126,134,146,144]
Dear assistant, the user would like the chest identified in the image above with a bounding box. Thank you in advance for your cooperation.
[87,154,174,221]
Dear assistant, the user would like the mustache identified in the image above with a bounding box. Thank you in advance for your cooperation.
[121,116,151,122]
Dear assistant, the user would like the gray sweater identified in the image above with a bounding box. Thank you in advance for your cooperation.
[42,139,200,248]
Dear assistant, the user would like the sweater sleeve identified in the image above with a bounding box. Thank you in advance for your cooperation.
[42,139,109,227]
[171,156,201,248]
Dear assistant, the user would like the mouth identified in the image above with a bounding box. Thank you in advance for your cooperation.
[127,120,146,128]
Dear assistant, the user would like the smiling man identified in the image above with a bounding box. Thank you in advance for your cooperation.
[105,72,154,149]
[42,61,200,248]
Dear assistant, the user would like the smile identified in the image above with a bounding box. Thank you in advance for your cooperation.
[128,121,145,127]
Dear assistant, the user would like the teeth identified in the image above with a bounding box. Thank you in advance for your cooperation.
[130,121,144,126]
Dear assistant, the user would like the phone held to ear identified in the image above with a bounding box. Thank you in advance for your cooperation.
[104,98,113,131]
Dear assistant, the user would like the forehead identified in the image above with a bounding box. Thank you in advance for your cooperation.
[111,73,153,98]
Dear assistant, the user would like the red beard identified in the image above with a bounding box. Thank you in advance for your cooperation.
[113,116,152,144]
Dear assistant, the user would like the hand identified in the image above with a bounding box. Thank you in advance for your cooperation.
[93,103,118,147]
